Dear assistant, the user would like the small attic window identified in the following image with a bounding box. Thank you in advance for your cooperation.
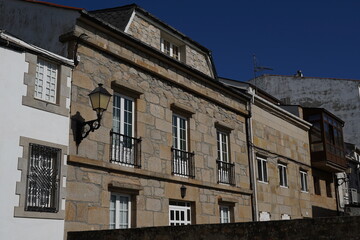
[161,38,180,60]
[160,32,185,62]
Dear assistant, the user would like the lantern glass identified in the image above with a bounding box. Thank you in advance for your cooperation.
[88,83,112,117]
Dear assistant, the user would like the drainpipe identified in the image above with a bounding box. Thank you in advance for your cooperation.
[246,89,258,221]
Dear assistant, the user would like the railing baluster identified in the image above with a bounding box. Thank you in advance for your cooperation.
[110,131,142,168]
[216,160,235,185]
[171,148,195,178]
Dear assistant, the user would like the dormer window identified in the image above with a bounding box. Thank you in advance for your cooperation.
[161,38,180,60]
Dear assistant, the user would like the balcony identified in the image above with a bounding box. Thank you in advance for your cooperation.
[304,108,347,172]
[217,160,235,185]
[110,131,141,168]
[171,147,195,178]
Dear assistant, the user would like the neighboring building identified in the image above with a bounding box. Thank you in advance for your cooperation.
[302,107,347,216]
[341,142,360,215]
[249,74,360,148]
[0,31,73,240]
[0,0,254,234]
[249,74,352,216]
[220,78,313,221]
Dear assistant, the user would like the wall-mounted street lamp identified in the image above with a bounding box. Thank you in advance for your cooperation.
[75,83,112,146]
[180,184,187,199]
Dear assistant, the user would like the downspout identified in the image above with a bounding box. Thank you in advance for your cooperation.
[246,89,258,221]
[334,173,340,216]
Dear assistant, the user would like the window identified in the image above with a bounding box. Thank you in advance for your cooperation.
[169,201,191,225]
[161,38,180,60]
[110,193,131,229]
[34,58,58,103]
[259,211,270,221]
[278,163,288,187]
[219,205,231,223]
[217,131,235,185]
[326,180,332,197]
[313,176,321,195]
[217,131,229,162]
[300,170,308,192]
[257,157,268,182]
[111,94,141,167]
[26,144,60,212]
[172,114,194,177]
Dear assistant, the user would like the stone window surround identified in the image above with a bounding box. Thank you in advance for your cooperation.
[15,136,67,219]
[218,198,235,223]
[108,181,141,228]
[160,32,185,62]
[22,52,71,117]
[111,80,143,143]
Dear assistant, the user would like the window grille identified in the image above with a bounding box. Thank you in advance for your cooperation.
[26,144,60,212]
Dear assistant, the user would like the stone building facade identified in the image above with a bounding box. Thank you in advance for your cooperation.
[220,78,313,220]
[63,5,253,231]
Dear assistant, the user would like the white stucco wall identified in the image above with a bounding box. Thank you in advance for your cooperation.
[0,46,69,240]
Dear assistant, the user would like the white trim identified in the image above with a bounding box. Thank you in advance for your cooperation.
[300,170,308,192]
[219,205,230,223]
[217,130,229,162]
[172,114,188,151]
[169,201,191,226]
[278,163,288,187]
[0,31,74,66]
[110,193,131,229]
[124,10,136,33]
[257,157,268,183]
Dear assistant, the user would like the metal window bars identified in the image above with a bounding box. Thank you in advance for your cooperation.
[217,160,235,185]
[26,144,60,212]
[110,131,142,168]
[171,147,195,178]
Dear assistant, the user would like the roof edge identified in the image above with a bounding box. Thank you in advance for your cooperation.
[24,0,83,10]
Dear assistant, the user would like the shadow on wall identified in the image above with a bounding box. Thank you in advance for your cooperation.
[312,206,338,218]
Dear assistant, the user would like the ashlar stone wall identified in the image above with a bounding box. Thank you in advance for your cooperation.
[252,104,313,219]
[65,19,252,233]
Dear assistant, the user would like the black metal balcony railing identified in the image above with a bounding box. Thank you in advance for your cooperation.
[217,160,235,185]
[171,147,195,178]
[110,131,142,168]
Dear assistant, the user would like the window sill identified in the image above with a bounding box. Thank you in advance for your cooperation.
[258,180,268,184]
[300,190,309,193]
[280,185,289,189]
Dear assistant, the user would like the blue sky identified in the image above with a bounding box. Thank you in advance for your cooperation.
[49,0,360,81]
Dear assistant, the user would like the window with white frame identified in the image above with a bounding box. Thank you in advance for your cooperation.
[278,163,288,187]
[34,58,58,103]
[172,114,193,177]
[169,201,191,226]
[173,114,187,152]
[26,144,60,212]
[111,94,139,166]
[217,131,229,162]
[219,205,231,223]
[110,193,131,229]
[161,38,180,60]
[257,156,268,182]
[300,170,308,192]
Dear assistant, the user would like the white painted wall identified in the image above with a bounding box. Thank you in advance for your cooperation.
[0,46,69,240]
